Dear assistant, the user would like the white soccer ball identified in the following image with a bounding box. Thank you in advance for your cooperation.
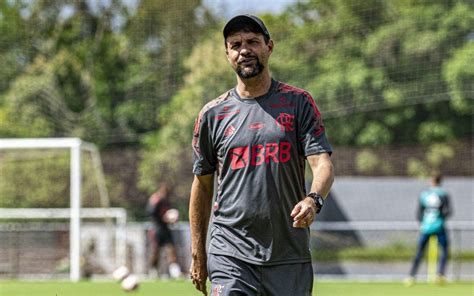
[112,265,130,281]
[168,262,182,279]
[164,208,179,224]
[121,274,139,291]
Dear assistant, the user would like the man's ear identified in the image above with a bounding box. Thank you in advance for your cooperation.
[224,41,230,57]
[225,48,231,62]
[267,39,274,54]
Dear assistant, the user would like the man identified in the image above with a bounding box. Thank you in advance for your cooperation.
[189,15,334,295]
[406,171,452,286]
[147,183,182,279]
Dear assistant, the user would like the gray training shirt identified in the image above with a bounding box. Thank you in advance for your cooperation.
[192,79,332,265]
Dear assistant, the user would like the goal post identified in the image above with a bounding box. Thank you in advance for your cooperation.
[0,138,114,281]
[0,207,127,279]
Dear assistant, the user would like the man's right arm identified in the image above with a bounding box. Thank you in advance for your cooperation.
[189,174,214,295]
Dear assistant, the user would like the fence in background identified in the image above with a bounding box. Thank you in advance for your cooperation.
[0,221,472,281]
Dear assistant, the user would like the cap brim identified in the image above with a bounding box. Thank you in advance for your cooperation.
[223,15,270,40]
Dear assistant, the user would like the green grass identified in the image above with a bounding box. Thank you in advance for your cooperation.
[314,282,473,296]
[1,280,473,296]
[312,243,474,262]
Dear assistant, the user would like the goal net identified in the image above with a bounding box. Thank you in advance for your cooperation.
[0,138,126,281]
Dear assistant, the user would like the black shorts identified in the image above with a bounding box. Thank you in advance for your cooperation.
[208,254,313,296]
[155,226,174,247]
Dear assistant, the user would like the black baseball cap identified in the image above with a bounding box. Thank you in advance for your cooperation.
[223,14,271,41]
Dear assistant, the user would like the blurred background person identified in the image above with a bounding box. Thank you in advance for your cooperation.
[147,183,182,279]
[406,170,452,286]
[81,240,106,279]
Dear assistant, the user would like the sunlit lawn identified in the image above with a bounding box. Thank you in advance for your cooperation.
[1,280,472,296]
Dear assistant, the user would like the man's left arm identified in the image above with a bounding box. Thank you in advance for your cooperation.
[291,153,334,228]
[441,194,452,218]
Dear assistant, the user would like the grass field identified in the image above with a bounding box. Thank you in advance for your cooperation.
[1,280,472,296]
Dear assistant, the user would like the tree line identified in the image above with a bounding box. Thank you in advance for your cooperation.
[0,0,472,213]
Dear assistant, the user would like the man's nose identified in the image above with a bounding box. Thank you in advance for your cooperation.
[240,47,251,56]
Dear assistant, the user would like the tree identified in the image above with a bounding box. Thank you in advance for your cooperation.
[141,0,473,187]
[278,0,473,146]
[0,1,121,143]
[274,0,473,175]
[138,32,234,197]
[0,0,217,213]
[0,0,217,145]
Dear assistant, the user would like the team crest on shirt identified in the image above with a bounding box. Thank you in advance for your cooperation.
[276,112,295,132]
[212,284,224,296]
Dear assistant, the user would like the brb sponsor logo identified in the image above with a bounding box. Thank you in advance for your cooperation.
[229,141,291,170]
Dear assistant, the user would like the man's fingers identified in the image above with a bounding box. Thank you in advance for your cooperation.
[292,200,317,228]
[293,206,311,222]
[293,219,308,228]
[193,279,207,295]
[290,203,302,217]
[192,279,201,290]
[190,266,208,295]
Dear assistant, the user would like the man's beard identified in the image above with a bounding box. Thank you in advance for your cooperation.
[236,59,264,79]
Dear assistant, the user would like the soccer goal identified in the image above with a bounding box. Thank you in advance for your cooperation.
[0,138,125,281]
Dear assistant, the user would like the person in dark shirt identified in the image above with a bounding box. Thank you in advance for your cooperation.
[147,183,182,279]
[189,14,334,295]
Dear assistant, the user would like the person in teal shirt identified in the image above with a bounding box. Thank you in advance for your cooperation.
[407,171,452,285]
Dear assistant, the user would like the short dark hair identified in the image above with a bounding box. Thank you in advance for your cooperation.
[431,170,442,184]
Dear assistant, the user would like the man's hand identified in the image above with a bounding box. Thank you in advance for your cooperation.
[190,252,208,295]
[291,197,317,228]
[292,152,334,228]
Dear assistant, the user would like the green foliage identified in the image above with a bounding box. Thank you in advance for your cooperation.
[443,42,474,113]
[0,0,217,146]
[418,122,454,144]
[355,150,379,173]
[407,142,455,177]
[0,150,100,208]
[355,149,393,175]
[356,122,392,147]
[139,0,473,193]
[407,158,430,178]
[299,0,471,142]
[426,144,455,167]
[138,32,234,195]
[0,0,472,209]
[0,52,107,140]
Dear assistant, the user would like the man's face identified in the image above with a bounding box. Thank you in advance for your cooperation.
[225,31,273,79]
